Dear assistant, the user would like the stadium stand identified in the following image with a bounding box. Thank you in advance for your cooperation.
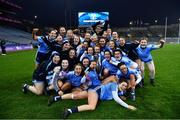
[113,24,180,43]
[0,26,32,44]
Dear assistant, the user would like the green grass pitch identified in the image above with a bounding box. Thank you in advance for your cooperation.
[0,44,180,119]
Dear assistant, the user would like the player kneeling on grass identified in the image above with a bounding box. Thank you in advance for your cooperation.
[61,81,136,119]
[136,38,165,86]
[22,52,61,95]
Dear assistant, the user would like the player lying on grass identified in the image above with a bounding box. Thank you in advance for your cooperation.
[61,81,136,119]
[136,38,165,86]
[47,62,137,119]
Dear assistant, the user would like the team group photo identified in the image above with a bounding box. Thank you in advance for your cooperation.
[0,0,180,119]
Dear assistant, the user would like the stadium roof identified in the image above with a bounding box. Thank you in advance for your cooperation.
[0,0,22,10]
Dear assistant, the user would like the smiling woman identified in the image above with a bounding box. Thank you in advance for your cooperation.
[0,43,180,119]
[1,0,180,119]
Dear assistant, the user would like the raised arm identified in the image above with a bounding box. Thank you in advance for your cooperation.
[102,20,109,32]
[148,39,165,51]
[153,39,165,49]
[41,36,55,48]
[80,69,89,83]
[80,51,87,62]
[92,21,101,33]
[159,39,165,48]
[32,28,39,40]
[135,72,142,85]
[76,44,82,57]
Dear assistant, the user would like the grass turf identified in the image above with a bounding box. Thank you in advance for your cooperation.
[0,44,180,119]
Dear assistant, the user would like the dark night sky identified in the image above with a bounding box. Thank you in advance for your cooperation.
[14,0,180,27]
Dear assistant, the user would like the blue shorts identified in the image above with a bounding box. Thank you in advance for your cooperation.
[32,79,44,83]
[66,80,81,88]
[144,59,153,63]
[141,58,152,63]
[88,86,101,98]
[35,52,50,65]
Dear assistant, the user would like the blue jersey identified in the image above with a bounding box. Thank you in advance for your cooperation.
[37,36,50,53]
[80,37,85,43]
[66,71,83,87]
[46,70,54,85]
[101,45,109,51]
[108,47,115,55]
[90,42,96,47]
[116,68,137,81]
[111,56,137,68]
[86,70,101,88]
[107,35,113,41]
[79,48,86,57]
[100,82,118,100]
[102,59,118,75]
[82,54,95,61]
[97,53,105,63]
[57,70,69,80]
[33,60,59,82]
[136,44,159,62]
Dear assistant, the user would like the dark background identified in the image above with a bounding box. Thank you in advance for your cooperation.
[14,0,180,27]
